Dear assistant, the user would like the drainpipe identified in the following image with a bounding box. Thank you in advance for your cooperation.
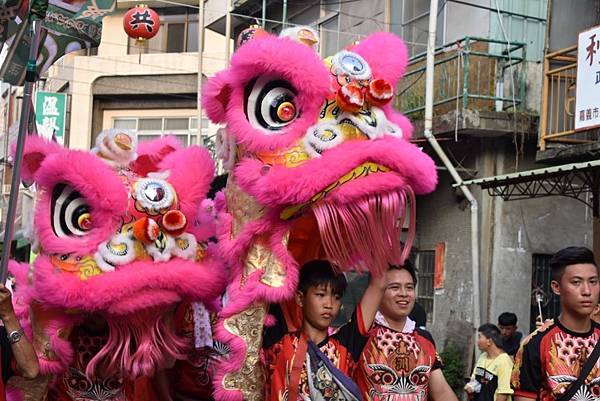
[196,0,205,146]
[422,0,481,332]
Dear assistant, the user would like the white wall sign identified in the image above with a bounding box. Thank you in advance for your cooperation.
[576,25,600,131]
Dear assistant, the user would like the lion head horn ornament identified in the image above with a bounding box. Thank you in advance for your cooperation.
[6,130,227,397]
[203,29,437,401]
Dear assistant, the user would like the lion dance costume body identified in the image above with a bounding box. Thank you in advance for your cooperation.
[202,29,438,401]
[7,132,226,400]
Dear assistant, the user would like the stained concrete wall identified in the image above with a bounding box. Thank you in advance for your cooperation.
[486,140,593,334]
[414,158,479,355]
[416,134,593,359]
[548,0,600,51]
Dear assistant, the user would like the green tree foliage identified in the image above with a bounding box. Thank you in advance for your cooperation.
[440,343,466,395]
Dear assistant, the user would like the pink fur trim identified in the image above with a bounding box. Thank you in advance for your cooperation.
[43,314,81,374]
[130,135,182,176]
[6,387,23,401]
[202,71,231,124]
[32,149,127,256]
[30,256,227,314]
[351,32,409,87]
[14,136,63,183]
[213,215,299,401]
[234,137,438,208]
[189,199,217,241]
[383,105,414,140]
[158,145,215,219]
[264,314,276,327]
[203,36,330,152]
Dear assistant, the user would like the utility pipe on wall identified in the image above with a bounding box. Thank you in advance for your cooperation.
[282,0,287,29]
[422,0,481,331]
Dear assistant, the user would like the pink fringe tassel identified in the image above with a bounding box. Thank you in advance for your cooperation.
[85,309,189,379]
[313,188,416,275]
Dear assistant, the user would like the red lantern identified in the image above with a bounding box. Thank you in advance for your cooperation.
[123,5,160,42]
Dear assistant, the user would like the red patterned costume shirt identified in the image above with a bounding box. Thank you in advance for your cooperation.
[512,319,600,401]
[354,323,442,401]
[263,305,368,401]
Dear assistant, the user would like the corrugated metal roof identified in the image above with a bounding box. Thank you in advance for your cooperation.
[456,160,600,188]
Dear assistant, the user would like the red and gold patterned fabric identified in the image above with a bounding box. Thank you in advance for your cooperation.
[263,305,367,401]
[512,319,600,401]
[354,324,442,401]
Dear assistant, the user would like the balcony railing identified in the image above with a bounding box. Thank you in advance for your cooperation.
[396,37,526,119]
[538,45,600,151]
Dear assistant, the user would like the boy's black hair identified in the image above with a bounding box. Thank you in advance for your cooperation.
[298,260,347,296]
[389,260,418,285]
[498,312,518,326]
[478,323,503,348]
[550,246,597,282]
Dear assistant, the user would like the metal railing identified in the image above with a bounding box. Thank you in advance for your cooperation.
[538,45,600,151]
[396,37,526,118]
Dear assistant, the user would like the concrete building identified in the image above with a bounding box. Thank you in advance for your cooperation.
[203,0,599,364]
[31,1,230,151]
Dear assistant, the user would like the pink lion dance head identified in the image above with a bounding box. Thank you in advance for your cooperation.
[8,131,226,395]
[203,30,437,401]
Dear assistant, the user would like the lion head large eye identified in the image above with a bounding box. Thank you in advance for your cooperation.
[51,184,93,237]
[245,75,298,133]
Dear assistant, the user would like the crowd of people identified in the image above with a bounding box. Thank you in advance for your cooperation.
[258,245,600,401]
[0,246,597,401]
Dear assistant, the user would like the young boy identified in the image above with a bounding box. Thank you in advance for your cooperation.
[263,260,386,401]
[465,324,514,401]
[354,263,458,401]
[512,246,600,401]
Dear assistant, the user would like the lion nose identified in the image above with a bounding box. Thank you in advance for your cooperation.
[132,217,160,244]
[366,79,393,107]
[160,210,188,237]
[336,83,364,112]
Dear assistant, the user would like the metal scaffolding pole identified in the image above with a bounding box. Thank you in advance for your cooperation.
[196,0,205,146]
[225,0,232,67]
[0,19,43,282]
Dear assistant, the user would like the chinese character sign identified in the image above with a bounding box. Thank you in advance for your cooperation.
[576,25,600,130]
[35,92,67,144]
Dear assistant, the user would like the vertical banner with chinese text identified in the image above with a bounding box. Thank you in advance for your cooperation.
[35,91,66,144]
[576,25,600,131]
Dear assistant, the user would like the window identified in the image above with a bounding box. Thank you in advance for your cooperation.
[319,14,340,57]
[390,0,444,57]
[112,116,209,146]
[411,250,435,321]
[113,118,136,130]
[127,9,199,54]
